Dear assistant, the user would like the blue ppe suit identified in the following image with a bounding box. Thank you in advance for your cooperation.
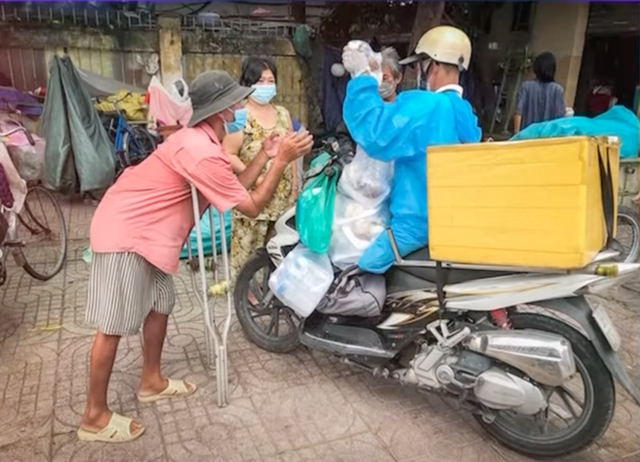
[342,75,482,273]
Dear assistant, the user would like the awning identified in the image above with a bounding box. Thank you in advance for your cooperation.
[76,68,146,99]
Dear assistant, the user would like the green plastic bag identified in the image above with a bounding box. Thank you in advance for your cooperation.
[292,25,313,59]
[296,158,338,254]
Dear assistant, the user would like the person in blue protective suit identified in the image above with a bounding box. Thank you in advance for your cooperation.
[341,26,482,274]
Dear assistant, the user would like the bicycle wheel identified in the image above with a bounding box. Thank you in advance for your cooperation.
[125,127,156,165]
[115,148,131,175]
[101,113,118,144]
[16,185,68,280]
[614,206,640,263]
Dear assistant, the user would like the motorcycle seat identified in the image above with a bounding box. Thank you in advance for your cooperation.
[404,247,431,262]
[397,247,512,284]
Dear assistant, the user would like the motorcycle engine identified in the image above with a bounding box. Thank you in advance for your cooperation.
[397,349,548,415]
[394,343,458,390]
[472,368,548,415]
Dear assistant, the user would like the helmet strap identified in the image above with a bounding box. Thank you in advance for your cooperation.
[417,58,433,90]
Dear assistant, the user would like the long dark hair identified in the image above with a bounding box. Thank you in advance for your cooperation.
[239,56,278,86]
[533,52,556,83]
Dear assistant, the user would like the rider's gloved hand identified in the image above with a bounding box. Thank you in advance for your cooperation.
[342,46,370,78]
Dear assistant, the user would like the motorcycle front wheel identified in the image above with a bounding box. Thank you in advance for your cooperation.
[234,248,302,354]
[475,312,615,458]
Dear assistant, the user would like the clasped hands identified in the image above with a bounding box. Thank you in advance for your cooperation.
[262,128,313,163]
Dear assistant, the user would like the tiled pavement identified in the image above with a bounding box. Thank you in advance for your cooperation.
[0,197,638,462]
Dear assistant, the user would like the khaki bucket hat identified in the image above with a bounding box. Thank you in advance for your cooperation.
[187,70,254,127]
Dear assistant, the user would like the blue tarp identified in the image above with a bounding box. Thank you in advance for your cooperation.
[179,209,232,259]
[511,106,640,158]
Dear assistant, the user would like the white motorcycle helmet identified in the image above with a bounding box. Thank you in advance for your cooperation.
[401,25,472,71]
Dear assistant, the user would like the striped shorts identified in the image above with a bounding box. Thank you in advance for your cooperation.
[85,252,176,336]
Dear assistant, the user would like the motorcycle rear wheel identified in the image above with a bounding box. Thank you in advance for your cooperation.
[475,312,615,458]
[234,249,301,354]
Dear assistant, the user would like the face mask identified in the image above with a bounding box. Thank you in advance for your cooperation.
[378,82,395,100]
[223,108,247,134]
[250,84,277,105]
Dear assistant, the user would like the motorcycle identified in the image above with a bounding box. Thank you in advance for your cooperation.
[233,136,640,458]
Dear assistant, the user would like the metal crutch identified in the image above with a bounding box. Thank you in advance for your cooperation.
[185,185,233,407]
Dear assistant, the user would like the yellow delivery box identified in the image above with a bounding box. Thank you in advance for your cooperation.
[427,136,619,269]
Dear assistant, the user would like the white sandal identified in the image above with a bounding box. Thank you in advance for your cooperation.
[77,413,145,443]
[137,378,197,403]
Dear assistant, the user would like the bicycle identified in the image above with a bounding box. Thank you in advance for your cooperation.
[99,98,157,176]
[0,126,68,285]
[614,157,640,263]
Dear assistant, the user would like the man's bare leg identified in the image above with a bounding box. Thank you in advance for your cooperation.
[80,332,143,433]
[138,311,196,396]
[139,311,170,394]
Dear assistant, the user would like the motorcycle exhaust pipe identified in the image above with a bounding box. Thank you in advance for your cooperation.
[465,330,576,387]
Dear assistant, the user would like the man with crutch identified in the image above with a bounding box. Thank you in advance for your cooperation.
[78,70,313,443]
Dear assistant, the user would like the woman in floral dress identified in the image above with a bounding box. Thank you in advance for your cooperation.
[223,57,297,277]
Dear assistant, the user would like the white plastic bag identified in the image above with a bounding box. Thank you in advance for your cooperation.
[269,244,334,318]
[333,193,389,242]
[0,142,27,214]
[147,76,193,128]
[328,145,392,269]
[344,40,383,85]
[6,141,45,181]
[0,116,45,181]
[328,193,389,269]
[338,145,393,208]
[169,78,190,103]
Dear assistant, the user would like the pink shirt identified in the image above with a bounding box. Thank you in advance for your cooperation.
[90,123,249,275]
